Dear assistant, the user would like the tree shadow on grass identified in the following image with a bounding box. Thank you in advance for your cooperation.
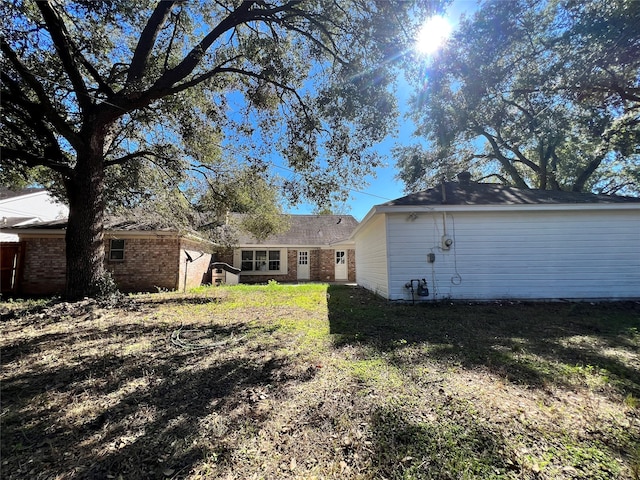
[368,403,516,479]
[131,294,226,307]
[1,312,310,479]
[327,285,640,397]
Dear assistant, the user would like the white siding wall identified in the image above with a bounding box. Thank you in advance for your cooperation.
[385,209,640,301]
[354,214,389,298]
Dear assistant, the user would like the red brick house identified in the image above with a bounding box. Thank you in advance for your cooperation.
[217,214,357,283]
[2,213,358,296]
[2,218,213,295]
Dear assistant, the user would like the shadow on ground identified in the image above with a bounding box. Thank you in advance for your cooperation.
[327,285,640,397]
[369,403,516,479]
[1,307,309,479]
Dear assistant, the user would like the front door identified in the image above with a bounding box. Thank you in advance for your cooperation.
[297,250,310,280]
[335,250,347,281]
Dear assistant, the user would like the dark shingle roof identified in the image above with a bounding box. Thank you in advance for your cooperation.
[3,213,356,247]
[3,215,198,233]
[383,182,640,207]
[4,216,174,231]
[235,214,358,245]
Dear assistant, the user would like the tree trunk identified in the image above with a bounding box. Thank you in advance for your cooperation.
[64,145,107,300]
[538,140,547,190]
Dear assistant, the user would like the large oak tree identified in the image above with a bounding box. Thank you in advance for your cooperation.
[396,0,639,194]
[1,0,436,298]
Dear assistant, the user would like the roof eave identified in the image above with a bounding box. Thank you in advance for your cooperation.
[1,228,214,245]
[374,202,640,213]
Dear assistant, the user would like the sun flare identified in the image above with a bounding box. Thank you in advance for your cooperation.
[415,15,452,55]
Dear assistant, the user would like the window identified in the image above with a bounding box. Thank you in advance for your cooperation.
[298,251,308,265]
[109,239,125,261]
[269,251,280,271]
[336,251,345,264]
[241,250,281,272]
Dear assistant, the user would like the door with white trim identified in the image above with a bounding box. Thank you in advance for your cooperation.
[335,250,347,281]
[297,250,310,280]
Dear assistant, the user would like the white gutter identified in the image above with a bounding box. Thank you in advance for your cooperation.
[373,203,640,213]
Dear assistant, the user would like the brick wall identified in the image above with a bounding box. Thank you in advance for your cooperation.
[348,248,356,282]
[106,236,181,292]
[309,249,320,280]
[234,247,356,284]
[20,236,66,295]
[318,249,334,282]
[18,233,212,295]
[314,248,356,282]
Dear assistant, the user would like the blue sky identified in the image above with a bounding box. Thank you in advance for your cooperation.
[286,0,478,220]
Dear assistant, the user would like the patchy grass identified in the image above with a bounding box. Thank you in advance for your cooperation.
[1,285,638,479]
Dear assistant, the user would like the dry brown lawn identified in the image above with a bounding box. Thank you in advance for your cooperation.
[1,284,638,479]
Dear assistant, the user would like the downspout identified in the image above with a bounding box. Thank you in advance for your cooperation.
[183,250,194,293]
[183,259,189,292]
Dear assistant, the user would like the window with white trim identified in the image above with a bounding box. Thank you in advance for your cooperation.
[109,239,125,261]
[241,250,281,272]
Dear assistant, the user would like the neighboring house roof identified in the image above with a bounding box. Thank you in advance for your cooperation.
[383,181,640,207]
[1,217,39,228]
[0,187,46,201]
[103,217,183,232]
[0,188,69,241]
[2,216,212,246]
[5,214,197,231]
[235,214,358,246]
[4,213,357,248]
[4,218,68,230]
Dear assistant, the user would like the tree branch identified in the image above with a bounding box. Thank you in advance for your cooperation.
[126,1,178,87]
[152,1,256,90]
[1,43,82,148]
[476,128,529,189]
[478,173,509,184]
[166,65,314,126]
[572,154,605,192]
[1,147,73,177]
[494,129,540,173]
[104,150,168,167]
[36,1,91,113]
[153,1,308,91]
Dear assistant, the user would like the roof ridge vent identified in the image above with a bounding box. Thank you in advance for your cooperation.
[457,171,472,187]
